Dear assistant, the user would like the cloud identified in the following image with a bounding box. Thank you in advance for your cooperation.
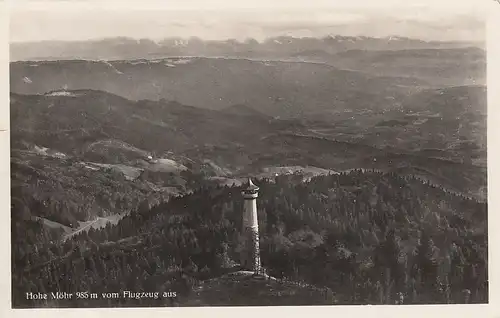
[10,5,484,43]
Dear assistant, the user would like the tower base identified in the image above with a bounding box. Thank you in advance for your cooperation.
[240,226,261,273]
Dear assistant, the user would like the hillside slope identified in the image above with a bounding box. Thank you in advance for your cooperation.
[328,47,486,86]
[11,89,487,207]
[10,90,274,157]
[10,58,425,117]
[12,172,487,307]
[180,271,335,306]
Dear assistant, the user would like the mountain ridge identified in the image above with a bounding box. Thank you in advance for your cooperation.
[10,35,484,62]
[10,53,484,118]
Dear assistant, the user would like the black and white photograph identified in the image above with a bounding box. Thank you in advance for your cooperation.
[8,0,490,309]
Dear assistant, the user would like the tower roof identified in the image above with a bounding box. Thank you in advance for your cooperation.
[244,178,259,191]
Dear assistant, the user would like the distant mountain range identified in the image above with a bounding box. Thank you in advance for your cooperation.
[10,35,484,62]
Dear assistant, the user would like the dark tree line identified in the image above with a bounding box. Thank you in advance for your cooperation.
[11,170,487,307]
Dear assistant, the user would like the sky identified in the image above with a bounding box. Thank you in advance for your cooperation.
[8,0,489,43]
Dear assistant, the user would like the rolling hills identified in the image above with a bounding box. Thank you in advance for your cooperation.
[11,83,487,237]
[10,44,485,119]
[10,58,419,118]
[320,47,485,86]
[304,85,487,165]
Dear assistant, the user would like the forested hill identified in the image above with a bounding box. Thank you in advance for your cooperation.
[12,170,487,307]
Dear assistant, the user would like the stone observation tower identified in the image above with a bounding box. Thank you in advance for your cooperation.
[240,178,261,273]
